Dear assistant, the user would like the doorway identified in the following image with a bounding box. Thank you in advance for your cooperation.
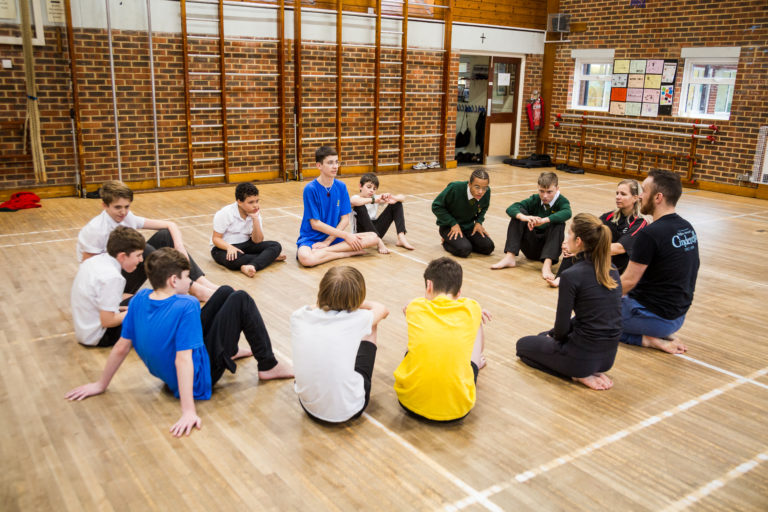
[484,56,521,164]
[455,55,489,166]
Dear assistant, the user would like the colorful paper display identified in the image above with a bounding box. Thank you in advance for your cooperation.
[609,58,678,117]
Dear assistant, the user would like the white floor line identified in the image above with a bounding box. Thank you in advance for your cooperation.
[446,365,768,511]
[660,450,768,512]
[24,332,74,343]
[389,248,429,265]
[271,349,502,512]
[691,210,768,226]
[408,178,599,197]
[675,354,768,391]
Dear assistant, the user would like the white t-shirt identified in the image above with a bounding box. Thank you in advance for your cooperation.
[290,306,373,422]
[76,210,145,262]
[211,202,263,245]
[70,253,125,346]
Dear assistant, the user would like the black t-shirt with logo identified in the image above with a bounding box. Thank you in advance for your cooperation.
[629,213,699,319]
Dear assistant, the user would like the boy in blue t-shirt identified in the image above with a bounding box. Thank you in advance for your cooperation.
[296,146,381,267]
[66,248,293,437]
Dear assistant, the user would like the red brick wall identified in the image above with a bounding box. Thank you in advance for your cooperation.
[549,0,768,186]
[520,53,543,157]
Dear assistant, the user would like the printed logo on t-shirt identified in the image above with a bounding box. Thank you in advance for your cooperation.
[672,228,697,251]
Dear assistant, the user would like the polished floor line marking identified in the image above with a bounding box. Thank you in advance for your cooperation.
[446,365,768,510]
[675,354,768,390]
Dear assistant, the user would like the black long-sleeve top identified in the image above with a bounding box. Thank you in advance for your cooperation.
[552,259,623,355]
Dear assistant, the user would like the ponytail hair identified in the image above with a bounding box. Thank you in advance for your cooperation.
[611,179,642,224]
[571,213,617,290]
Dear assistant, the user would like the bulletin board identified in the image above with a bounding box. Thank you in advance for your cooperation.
[609,59,677,117]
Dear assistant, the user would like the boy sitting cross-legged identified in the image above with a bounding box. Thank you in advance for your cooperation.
[66,247,293,437]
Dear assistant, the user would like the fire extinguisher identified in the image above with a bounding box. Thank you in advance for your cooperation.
[526,96,543,131]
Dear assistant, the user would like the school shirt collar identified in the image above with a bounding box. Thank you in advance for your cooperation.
[541,191,560,208]
[466,184,474,201]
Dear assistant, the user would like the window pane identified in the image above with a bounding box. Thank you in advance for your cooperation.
[581,63,610,76]
[692,63,738,80]
[577,79,608,107]
[685,83,734,115]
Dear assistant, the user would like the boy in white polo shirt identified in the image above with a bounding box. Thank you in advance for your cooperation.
[210,182,286,277]
[71,226,145,347]
[77,180,218,301]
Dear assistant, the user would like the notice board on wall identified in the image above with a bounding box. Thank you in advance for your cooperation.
[609,59,677,117]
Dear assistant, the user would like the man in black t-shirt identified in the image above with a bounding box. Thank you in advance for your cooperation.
[619,169,699,354]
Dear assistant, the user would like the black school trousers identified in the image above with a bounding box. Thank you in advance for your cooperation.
[502,219,564,263]
[438,225,495,258]
[353,202,407,237]
[211,240,282,272]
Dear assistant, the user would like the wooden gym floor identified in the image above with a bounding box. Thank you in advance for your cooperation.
[1,165,766,511]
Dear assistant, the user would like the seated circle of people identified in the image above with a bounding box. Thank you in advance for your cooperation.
[350,173,414,253]
[66,247,293,437]
[210,182,286,277]
[619,169,699,354]
[548,178,648,287]
[491,171,572,281]
[431,168,495,258]
[296,146,381,267]
[516,213,623,391]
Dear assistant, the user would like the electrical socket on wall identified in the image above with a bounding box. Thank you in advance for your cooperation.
[2,59,12,69]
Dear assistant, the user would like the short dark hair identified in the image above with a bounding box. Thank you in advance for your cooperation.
[360,173,379,188]
[106,226,145,258]
[235,182,259,202]
[315,145,338,164]
[648,168,683,206]
[317,266,366,312]
[144,247,190,290]
[538,171,558,188]
[100,180,133,205]
[469,168,489,183]
[424,257,463,296]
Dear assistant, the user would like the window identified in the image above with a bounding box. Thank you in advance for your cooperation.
[678,57,738,120]
[571,59,613,111]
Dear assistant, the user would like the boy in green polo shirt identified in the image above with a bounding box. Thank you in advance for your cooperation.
[491,171,572,280]
[431,168,495,258]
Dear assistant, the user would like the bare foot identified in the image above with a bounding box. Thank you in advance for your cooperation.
[546,277,560,288]
[232,346,252,360]
[396,234,415,250]
[641,335,687,354]
[477,354,487,370]
[190,282,214,302]
[491,253,516,270]
[258,361,294,380]
[240,264,257,278]
[276,253,287,262]
[573,373,614,390]
[378,241,390,254]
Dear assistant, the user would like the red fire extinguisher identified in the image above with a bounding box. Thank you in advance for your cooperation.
[526,96,543,131]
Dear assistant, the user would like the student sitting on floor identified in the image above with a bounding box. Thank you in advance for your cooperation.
[211,182,286,277]
[77,180,218,301]
[71,226,145,347]
[66,247,293,437]
[291,266,389,423]
[491,171,572,281]
[516,213,622,390]
[394,257,491,422]
[350,173,414,253]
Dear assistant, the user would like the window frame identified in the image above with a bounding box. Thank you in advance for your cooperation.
[677,56,738,121]
[570,58,613,112]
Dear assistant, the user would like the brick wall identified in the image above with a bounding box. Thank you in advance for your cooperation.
[520,53,543,157]
[549,0,768,186]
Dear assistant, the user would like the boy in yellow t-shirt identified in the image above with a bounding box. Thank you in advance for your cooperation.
[394,257,490,422]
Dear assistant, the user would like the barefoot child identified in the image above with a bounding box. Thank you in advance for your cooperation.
[291,266,389,423]
[394,257,490,422]
[491,171,572,280]
[211,182,286,277]
[66,247,293,437]
[516,214,622,390]
[77,180,218,301]
[71,226,145,347]
[350,173,414,253]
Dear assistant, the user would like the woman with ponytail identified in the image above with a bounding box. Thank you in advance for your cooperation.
[516,213,623,390]
[547,179,646,287]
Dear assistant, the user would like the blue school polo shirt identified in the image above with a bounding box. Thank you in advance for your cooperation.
[297,179,352,247]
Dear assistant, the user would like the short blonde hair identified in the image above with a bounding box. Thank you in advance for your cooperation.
[100,180,133,205]
[317,266,366,312]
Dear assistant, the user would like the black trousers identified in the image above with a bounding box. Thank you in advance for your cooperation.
[95,296,133,347]
[200,286,278,384]
[516,334,617,379]
[438,225,495,258]
[503,219,564,263]
[211,240,282,272]
[353,202,406,237]
[123,229,205,295]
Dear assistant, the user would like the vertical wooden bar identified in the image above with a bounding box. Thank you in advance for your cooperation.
[373,0,381,173]
[218,0,230,182]
[438,0,453,168]
[180,0,195,185]
[399,0,407,170]
[336,0,342,160]
[64,0,86,196]
[294,0,303,179]
[277,0,287,180]
[687,128,698,182]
